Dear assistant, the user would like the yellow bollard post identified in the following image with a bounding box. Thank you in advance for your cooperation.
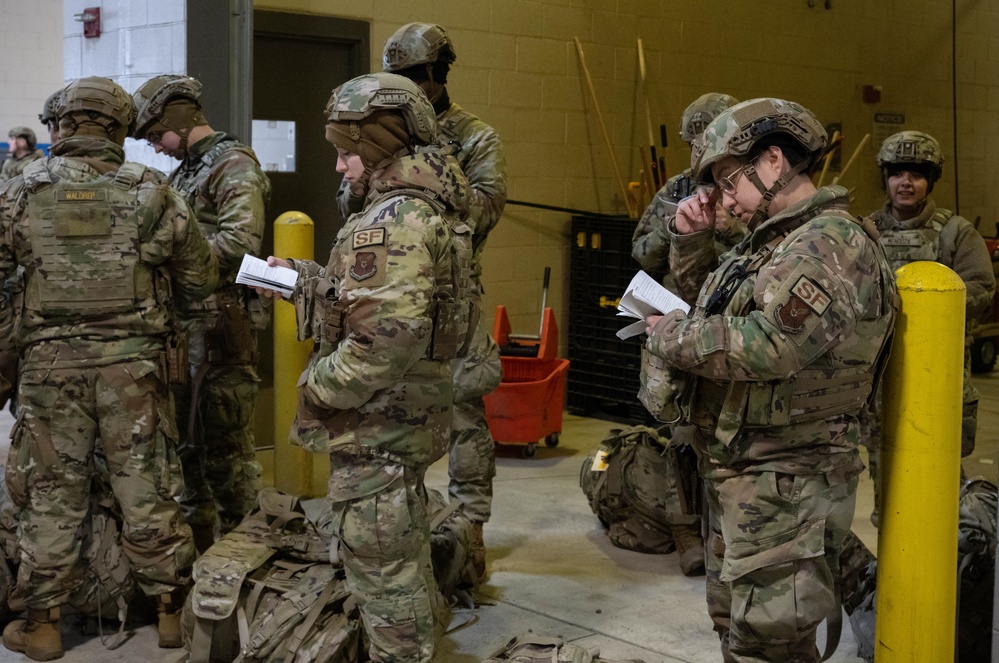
[877,261,964,663]
[273,211,314,496]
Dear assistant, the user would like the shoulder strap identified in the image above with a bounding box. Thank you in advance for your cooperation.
[114,162,146,190]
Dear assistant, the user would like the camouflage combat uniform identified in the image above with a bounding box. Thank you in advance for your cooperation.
[648,185,897,661]
[438,102,506,524]
[0,150,45,184]
[293,85,470,661]
[0,135,218,610]
[168,131,271,536]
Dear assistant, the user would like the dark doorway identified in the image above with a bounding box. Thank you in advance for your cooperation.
[250,11,368,454]
[253,11,369,258]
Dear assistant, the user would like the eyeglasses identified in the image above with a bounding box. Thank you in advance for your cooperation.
[715,165,747,195]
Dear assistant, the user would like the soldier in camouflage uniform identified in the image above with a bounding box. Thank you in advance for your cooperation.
[381,22,507,578]
[257,73,469,663]
[644,98,897,662]
[632,93,746,287]
[131,75,272,552]
[862,131,994,526]
[632,93,743,576]
[0,76,218,660]
[0,127,45,184]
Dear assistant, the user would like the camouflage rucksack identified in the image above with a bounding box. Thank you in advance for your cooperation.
[427,488,480,607]
[482,634,646,663]
[579,426,697,554]
[182,488,364,663]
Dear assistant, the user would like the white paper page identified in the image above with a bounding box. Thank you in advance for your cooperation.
[235,254,298,297]
[615,318,648,340]
[618,271,690,317]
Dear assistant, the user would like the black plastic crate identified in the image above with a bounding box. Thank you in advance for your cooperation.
[568,215,647,425]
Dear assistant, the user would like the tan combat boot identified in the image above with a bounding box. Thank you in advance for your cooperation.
[470,521,487,579]
[190,523,216,555]
[157,592,183,648]
[2,606,63,661]
[672,523,706,577]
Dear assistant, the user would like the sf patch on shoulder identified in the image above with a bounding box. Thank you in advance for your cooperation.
[346,227,387,288]
[774,276,831,333]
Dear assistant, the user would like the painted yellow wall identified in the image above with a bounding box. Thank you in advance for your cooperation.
[255,0,999,349]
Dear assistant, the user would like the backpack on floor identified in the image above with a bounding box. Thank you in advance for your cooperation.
[481,634,646,663]
[579,426,693,554]
[182,487,364,663]
[427,488,480,607]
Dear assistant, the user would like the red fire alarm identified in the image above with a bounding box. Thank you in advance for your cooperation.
[75,7,101,39]
[862,85,882,104]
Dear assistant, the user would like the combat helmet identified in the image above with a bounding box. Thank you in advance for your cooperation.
[325,72,437,147]
[59,77,137,143]
[38,88,63,126]
[130,75,203,141]
[7,127,37,150]
[876,131,944,188]
[691,97,827,227]
[383,22,456,72]
[679,93,739,144]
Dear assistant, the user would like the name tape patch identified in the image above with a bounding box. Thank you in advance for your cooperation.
[881,235,922,247]
[352,228,386,250]
[57,190,106,202]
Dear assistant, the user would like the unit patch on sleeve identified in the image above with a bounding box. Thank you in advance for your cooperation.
[774,276,831,333]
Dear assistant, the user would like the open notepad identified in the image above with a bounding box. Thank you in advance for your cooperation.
[616,270,690,340]
[235,254,298,297]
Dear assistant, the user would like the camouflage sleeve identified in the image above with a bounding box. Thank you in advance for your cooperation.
[155,186,219,304]
[0,178,24,350]
[206,152,271,275]
[631,184,675,272]
[651,217,878,381]
[304,207,443,410]
[668,222,718,303]
[462,124,507,246]
[940,216,995,324]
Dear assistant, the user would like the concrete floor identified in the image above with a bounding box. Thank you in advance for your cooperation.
[0,371,997,663]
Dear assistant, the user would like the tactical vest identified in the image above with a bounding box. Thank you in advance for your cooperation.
[686,211,897,444]
[312,190,474,362]
[171,138,270,329]
[878,209,948,272]
[22,160,158,320]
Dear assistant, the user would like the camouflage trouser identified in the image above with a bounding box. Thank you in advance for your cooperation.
[704,469,857,662]
[448,316,501,523]
[174,356,263,534]
[328,463,446,663]
[6,360,195,609]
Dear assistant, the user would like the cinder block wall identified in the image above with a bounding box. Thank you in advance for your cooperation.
[0,0,63,153]
[62,0,187,172]
[254,0,999,356]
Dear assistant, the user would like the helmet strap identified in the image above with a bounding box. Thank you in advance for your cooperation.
[743,159,809,229]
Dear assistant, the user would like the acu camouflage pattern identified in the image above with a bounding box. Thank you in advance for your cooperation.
[382,22,456,71]
[0,150,45,184]
[868,198,993,439]
[875,130,944,170]
[436,101,507,523]
[181,488,362,663]
[0,136,217,611]
[168,130,272,533]
[579,426,698,555]
[647,186,896,661]
[289,145,467,662]
[680,93,740,144]
[291,148,469,470]
[690,98,827,183]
